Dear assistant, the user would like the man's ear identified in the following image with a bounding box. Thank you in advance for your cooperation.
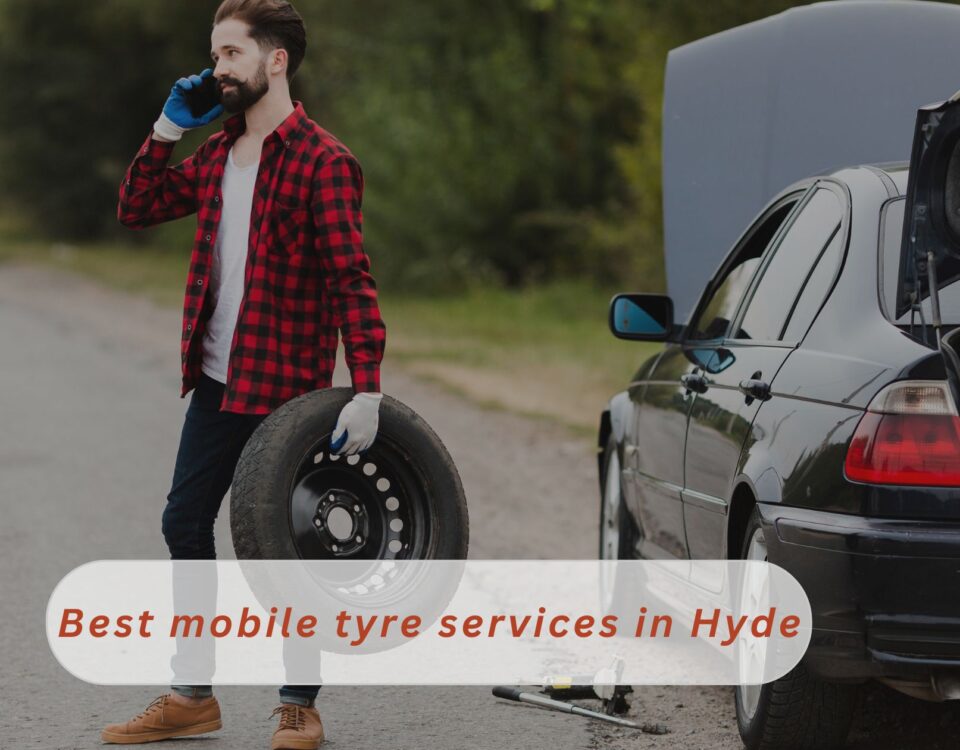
[270,48,288,77]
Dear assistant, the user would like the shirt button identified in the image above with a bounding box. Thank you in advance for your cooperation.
[186,323,192,331]
[125,179,131,186]
[285,139,291,147]
[196,279,203,286]
[214,196,220,203]
[205,234,211,241]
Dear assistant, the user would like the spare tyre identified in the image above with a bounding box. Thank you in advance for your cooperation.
[231,387,469,561]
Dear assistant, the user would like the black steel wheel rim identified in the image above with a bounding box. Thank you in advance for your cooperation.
[288,432,435,567]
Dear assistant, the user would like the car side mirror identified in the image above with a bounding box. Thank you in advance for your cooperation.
[687,347,736,374]
[712,348,736,373]
[609,294,674,341]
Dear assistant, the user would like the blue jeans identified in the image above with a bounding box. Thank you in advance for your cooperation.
[164,373,320,706]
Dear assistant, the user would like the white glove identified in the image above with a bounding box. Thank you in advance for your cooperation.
[331,392,383,455]
[153,112,187,142]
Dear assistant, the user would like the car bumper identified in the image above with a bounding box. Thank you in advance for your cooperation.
[757,502,960,683]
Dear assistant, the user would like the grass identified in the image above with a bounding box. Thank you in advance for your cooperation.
[0,233,660,435]
[381,283,660,434]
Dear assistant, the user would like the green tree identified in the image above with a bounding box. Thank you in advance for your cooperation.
[0,0,822,290]
[0,0,218,239]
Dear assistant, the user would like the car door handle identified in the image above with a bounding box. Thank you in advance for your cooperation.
[680,373,709,394]
[738,378,771,404]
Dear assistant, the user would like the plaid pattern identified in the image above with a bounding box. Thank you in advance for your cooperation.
[118,102,385,414]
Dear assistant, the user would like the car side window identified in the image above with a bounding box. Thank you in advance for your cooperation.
[688,198,799,341]
[735,188,843,342]
[781,224,843,341]
[881,198,905,319]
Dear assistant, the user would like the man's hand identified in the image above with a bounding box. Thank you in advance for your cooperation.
[154,68,224,141]
[331,393,383,455]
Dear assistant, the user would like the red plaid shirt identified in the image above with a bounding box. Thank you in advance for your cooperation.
[118,101,386,414]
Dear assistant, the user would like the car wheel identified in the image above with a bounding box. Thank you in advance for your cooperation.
[734,507,857,750]
[598,436,643,615]
[230,387,469,561]
[599,436,638,561]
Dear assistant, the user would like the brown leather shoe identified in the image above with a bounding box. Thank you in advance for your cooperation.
[270,703,325,749]
[101,694,222,744]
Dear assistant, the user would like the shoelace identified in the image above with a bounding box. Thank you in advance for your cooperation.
[134,696,167,721]
[271,704,306,731]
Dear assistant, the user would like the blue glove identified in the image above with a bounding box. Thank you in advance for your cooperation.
[161,68,224,129]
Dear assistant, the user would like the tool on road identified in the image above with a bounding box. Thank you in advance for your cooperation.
[494,657,667,733]
[541,682,632,716]
[491,686,668,734]
[540,655,632,715]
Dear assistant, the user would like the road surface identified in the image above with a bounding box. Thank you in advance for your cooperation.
[2,263,957,749]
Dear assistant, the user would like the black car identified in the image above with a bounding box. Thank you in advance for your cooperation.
[599,97,960,749]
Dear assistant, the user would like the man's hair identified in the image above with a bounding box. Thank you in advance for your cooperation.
[214,0,306,82]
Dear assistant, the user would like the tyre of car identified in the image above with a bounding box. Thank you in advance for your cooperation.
[599,436,639,561]
[734,507,858,750]
[598,436,645,619]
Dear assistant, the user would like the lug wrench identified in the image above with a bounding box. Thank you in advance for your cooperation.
[492,686,669,734]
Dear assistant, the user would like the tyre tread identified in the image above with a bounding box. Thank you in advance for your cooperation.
[749,663,857,749]
[736,508,857,750]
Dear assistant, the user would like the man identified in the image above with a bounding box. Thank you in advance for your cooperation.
[103,1,385,747]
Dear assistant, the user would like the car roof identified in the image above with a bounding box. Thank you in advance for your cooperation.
[775,162,909,201]
[862,162,909,195]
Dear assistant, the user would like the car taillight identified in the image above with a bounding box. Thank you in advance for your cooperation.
[844,381,960,486]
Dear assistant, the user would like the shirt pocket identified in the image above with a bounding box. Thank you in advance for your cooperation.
[270,201,310,256]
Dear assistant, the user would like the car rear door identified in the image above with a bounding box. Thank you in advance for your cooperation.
[681,185,846,560]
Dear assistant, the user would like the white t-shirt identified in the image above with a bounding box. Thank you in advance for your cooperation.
[201,146,259,383]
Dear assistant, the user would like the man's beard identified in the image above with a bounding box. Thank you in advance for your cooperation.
[219,60,269,114]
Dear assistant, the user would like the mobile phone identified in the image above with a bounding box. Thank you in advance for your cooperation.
[184,75,221,118]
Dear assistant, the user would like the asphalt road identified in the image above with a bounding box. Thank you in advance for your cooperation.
[5,263,959,750]
[0,263,613,750]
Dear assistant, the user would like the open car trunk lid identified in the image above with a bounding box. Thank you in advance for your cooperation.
[899,96,960,319]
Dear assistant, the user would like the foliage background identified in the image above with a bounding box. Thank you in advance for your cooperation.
[0,0,813,293]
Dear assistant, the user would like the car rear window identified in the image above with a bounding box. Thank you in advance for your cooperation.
[882,198,960,324]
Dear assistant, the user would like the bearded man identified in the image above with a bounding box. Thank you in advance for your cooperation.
[104,1,385,746]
